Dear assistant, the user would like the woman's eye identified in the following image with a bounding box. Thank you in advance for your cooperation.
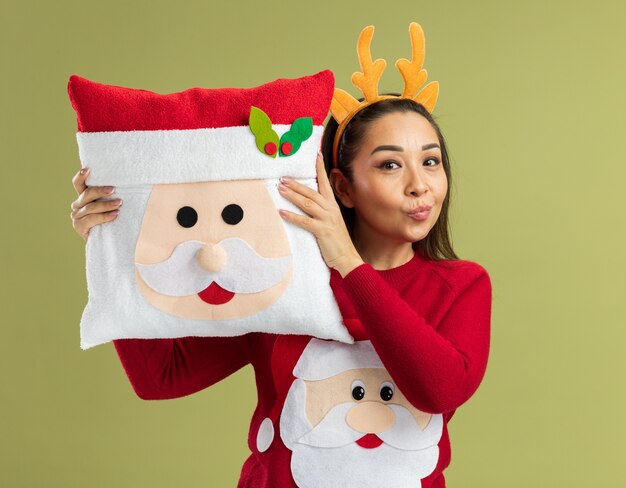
[380,160,400,170]
[424,157,440,167]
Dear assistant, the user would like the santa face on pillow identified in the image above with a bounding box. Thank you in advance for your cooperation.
[280,339,443,488]
[134,179,293,320]
[68,71,353,348]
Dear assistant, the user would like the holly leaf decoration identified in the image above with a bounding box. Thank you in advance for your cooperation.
[279,117,313,157]
[249,106,280,157]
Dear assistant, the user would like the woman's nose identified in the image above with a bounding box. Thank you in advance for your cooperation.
[196,243,227,273]
[405,166,429,197]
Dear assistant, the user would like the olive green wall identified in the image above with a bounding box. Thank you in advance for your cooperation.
[2,0,624,486]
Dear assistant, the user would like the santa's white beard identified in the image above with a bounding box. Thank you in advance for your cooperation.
[135,237,292,295]
[289,442,439,488]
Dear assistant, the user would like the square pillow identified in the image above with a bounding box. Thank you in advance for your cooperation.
[68,71,353,348]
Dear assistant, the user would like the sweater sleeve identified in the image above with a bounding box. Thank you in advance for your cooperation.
[113,334,254,400]
[342,263,491,414]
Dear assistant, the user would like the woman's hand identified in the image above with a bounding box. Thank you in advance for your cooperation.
[278,153,364,277]
[70,168,122,241]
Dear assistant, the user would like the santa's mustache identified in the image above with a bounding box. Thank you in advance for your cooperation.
[135,238,292,296]
[297,403,437,451]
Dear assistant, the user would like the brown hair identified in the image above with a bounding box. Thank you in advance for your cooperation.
[322,97,458,261]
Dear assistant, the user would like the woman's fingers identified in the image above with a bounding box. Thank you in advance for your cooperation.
[279,174,328,207]
[70,168,120,240]
[72,210,120,240]
[277,161,362,275]
[278,208,319,233]
[72,168,89,195]
[278,179,325,218]
[72,198,122,220]
[71,185,115,213]
[315,152,334,198]
[279,153,335,212]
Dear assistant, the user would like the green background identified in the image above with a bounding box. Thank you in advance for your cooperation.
[2,0,625,486]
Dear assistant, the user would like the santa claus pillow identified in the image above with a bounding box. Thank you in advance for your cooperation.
[68,71,352,349]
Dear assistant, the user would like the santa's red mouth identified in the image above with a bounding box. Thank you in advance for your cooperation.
[197,282,235,305]
[355,433,384,449]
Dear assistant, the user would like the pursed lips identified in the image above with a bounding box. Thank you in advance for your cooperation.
[407,204,432,220]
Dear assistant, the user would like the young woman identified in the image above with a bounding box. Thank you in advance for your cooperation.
[70,96,491,487]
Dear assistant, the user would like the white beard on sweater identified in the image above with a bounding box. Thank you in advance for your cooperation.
[280,378,443,488]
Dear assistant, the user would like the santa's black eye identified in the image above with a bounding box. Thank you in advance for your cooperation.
[351,380,365,401]
[380,382,394,401]
[177,206,198,228]
[352,386,365,401]
[221,204,244,225]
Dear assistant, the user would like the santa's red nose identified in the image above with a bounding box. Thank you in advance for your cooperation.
[355,433,384,449]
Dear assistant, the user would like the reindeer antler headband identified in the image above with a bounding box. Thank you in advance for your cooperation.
[330,22,439,166]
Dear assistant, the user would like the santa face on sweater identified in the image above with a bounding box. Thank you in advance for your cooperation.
[280,339,443,488]
[134,179,293,320]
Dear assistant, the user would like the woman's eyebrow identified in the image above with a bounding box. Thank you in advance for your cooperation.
[371,143,441,155]
[371,145,403,154]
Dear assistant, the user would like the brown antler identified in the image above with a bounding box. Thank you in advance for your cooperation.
[351,25,387,102]
[396,22,439,112]
[331,26,388,125]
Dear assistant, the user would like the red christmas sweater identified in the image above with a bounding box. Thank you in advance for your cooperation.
[113,251,492,487]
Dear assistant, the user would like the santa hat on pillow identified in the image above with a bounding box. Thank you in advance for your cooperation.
[68,70,334,186]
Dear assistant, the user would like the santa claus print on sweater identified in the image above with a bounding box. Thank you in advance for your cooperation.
[278,338,443,487]
[113,253,491,487]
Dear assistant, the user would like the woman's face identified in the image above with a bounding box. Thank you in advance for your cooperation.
[337,111,448,246]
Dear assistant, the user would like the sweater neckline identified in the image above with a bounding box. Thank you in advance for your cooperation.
[375,250,425,287]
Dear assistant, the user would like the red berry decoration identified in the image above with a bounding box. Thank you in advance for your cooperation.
[278,117,313,157]
[281,142,293,156]
[264,142,277,155]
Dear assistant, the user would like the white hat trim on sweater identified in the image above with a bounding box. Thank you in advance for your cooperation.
[293,339,384,381]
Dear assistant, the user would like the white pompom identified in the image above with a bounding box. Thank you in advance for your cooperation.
[256,417,274,453]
